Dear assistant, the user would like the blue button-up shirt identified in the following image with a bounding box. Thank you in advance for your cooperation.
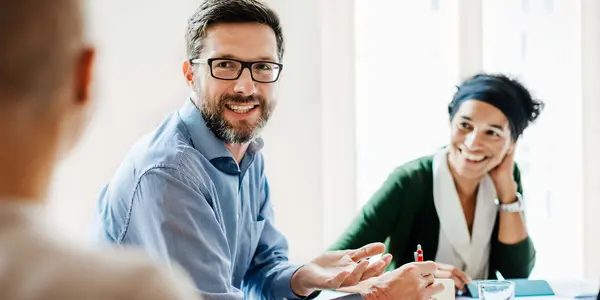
[89,99,302,299]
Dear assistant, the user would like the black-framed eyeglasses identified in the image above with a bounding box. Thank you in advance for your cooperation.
[190,57,283,83]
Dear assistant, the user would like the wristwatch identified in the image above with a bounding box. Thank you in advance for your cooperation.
[494,192,524,213]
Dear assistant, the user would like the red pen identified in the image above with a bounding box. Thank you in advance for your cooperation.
[416,244,424,262]
[414,245,430,278]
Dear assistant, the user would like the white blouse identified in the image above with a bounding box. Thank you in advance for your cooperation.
[432,148,499,279]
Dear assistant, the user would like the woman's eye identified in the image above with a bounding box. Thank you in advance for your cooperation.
[458,122,472,130]
[487,130,501,137]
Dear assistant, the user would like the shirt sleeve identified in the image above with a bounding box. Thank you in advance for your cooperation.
[120,166,244,300]
[241,175,303,299]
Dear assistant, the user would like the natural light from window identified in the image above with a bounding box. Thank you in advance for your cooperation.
[355,0,585,280]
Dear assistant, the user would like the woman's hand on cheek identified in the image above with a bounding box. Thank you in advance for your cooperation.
[489,143,518,203]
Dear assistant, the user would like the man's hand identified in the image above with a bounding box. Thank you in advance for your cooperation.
[337,262,465,296]
[434,262,471,292]
[335,275,380,294]
[290,243,393,297]
[362,261,445,300]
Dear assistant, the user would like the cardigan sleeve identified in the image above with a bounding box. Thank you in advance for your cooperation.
[328,159,428,252]
[489,163,537,279]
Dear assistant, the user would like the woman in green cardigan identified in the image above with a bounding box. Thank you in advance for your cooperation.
[330,73,544,292]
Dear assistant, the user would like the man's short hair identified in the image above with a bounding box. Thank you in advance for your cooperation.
[186,0,284,61]
[0,0,83,100]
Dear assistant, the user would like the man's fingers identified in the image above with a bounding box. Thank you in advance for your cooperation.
[359,261,383,281]
[412,261,438,275]
[360,254,392,280]
[435,262,454,271]
[381,253,393,266]
[327,270,351,288]
[420,273,435,288]
[375,254,393,274]
[341,260,369,287]
[434,269,452,279]
[348,243,386,262]
[423,282,445,299]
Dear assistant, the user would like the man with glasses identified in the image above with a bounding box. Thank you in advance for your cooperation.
[90,1,443,299]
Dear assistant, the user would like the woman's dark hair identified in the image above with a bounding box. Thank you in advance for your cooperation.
[448,73,544,140]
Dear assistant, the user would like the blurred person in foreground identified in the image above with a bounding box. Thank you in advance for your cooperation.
[0,0,199,299]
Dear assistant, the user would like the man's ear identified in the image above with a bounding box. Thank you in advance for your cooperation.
[182,60,195,88]
[75,47,96,104]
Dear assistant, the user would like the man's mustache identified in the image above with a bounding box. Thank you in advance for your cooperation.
[220,94,265,104]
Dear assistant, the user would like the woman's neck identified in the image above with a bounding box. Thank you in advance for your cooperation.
[447,158,480,204]
[455,177,480,204]
[446,153,484,236]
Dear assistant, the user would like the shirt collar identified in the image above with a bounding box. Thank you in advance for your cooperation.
[177,98,264,161]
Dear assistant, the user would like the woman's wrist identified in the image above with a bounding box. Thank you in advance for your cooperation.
[494,179,517,204]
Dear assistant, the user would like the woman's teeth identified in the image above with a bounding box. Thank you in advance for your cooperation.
[462,151,486,162]
[227,104,255,113]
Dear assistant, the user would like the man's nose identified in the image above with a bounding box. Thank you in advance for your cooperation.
[233,68,257,96]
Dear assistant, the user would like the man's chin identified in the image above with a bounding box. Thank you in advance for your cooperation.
[222,127,261,144]
[225,117,263,132]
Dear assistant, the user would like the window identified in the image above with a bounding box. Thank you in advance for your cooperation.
[355,0,587,279]
[482,0,583,279]
[355,0,458,206]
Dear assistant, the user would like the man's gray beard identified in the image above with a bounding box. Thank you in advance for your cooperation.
[201,107,267,144]
[193,85,274,144]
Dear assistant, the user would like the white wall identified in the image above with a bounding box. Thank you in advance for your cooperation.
[262,0,357,261]
[48,0,201,241]
[259,0,326,261]
[581,0,600,279]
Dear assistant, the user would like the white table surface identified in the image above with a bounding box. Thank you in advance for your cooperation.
[314,279,599,299]
[315,290,589,300]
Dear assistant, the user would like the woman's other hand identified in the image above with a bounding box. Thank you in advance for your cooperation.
[434,262,472,292]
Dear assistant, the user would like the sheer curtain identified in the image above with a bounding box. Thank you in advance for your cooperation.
[481,0,583,279]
